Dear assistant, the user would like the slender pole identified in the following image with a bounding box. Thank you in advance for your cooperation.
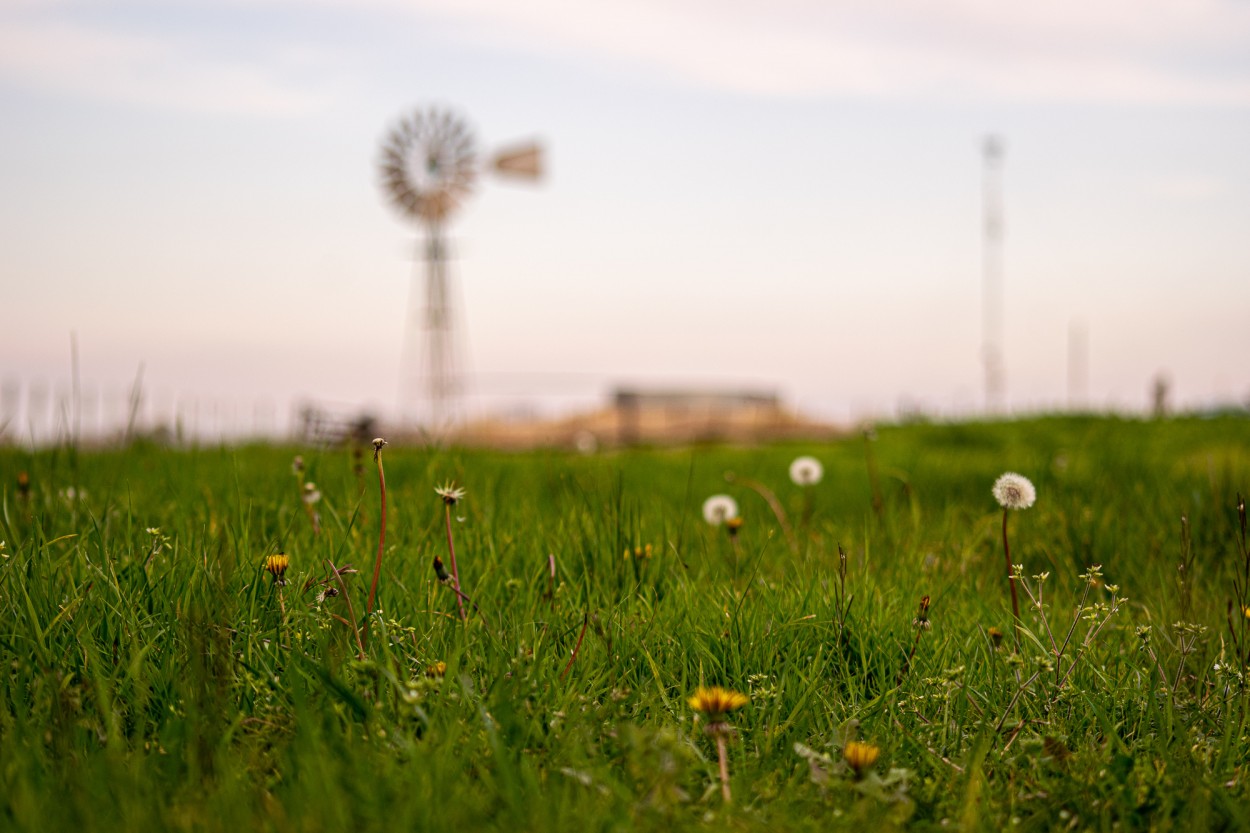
[982,136,1006,413]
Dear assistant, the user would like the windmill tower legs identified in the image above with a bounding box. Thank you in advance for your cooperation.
[403,222,461,431]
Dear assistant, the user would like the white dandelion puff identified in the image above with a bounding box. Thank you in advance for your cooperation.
[992,472,1036,510]
[702,494,739,526]
[789,456,824,486]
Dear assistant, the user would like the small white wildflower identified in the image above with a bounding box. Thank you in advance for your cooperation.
[992,472,1036,510]
[702,495,739,526]
[789,456,824,486]
[302,482,322,504]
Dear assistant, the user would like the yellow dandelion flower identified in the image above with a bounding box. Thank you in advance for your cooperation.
[264,553,290,586]
[688,686,748,721]
[426,661,447,678]
[725,516,744,537]
[843,740,880,776]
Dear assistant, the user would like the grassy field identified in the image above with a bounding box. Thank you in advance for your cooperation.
[2,415,1250,831]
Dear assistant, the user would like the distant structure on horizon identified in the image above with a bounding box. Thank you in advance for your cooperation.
[377,106,545,431]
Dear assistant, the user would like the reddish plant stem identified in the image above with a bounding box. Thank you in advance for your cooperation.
[1002,509,1022,651]
[444,503,467,621]
[328,560,366,660]
[365,445,387,623]
[561,613,589,680]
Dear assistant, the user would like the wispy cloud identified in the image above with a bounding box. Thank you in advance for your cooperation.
[0,17,337,116]
[4,0,1247,113]
[387,0,1250,105]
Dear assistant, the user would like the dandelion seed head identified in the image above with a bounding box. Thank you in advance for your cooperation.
[789,455,824,486]
[702,495,738,526]
[992,472,1036,510]
[435,482,466,505]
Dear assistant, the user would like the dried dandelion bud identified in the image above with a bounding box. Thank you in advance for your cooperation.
[912,595,931,630]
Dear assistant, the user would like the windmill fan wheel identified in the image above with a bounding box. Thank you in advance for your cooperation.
[379,108,478,223]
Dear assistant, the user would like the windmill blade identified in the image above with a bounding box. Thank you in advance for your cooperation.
[490,142,544,180]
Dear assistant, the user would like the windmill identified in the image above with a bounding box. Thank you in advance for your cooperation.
[378,106,544,429]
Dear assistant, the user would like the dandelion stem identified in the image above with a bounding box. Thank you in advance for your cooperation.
[864,428,884,518]
[445,502,467,621]
[724,471,797,553]
[1002,509,1022,650]
[716,733,732,802]
[365,439,387,625]
[561,612,589,680]
[328,559,366,661]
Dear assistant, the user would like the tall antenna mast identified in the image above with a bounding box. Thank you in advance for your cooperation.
[981,135,1006,413]
[378,107,544,431]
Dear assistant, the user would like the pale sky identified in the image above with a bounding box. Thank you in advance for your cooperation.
[2,0,1249,438]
